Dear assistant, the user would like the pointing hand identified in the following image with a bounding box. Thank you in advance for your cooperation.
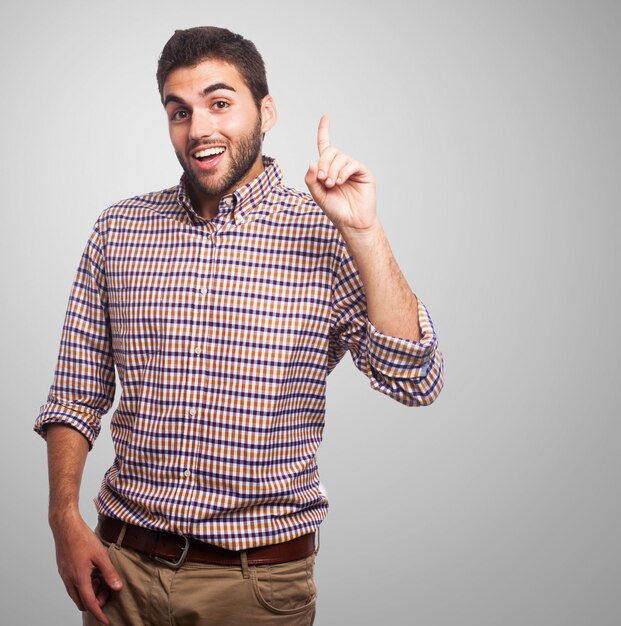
[305,115,377,234]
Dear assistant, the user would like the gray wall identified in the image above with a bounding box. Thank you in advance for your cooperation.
[1,0,619,624]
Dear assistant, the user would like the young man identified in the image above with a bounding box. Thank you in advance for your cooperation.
[36,27,443,625]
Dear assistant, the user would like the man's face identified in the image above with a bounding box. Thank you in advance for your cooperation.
[163,59,276,214]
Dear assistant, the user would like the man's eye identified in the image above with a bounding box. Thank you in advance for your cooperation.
[214,101,229,110]
[171,110,189,121]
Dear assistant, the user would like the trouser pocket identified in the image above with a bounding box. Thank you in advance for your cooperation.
[251,555,317,615]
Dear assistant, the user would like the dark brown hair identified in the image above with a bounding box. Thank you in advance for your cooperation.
[156,26,269,108]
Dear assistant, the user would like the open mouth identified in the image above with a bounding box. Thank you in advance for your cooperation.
[192,146,226,168]
[194,146,225,160]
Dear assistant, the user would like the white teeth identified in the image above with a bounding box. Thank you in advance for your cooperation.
[194,147,225,158]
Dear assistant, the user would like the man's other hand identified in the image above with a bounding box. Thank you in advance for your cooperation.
[51,513,123,625]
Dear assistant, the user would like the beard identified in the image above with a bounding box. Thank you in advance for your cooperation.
[178,115,263,201]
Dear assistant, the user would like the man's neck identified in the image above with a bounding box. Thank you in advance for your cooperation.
[188,187,220,220]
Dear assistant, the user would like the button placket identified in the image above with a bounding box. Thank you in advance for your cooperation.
[181,232,214,498]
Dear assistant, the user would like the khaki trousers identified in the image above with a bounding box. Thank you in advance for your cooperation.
[84,532,317,626]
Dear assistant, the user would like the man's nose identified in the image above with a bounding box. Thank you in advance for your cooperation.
[189,110,216,140]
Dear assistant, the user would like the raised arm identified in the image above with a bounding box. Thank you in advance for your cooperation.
[305,115,421,341]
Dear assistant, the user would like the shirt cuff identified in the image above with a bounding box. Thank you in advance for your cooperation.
[33,398,101,448]
[366,299,438,379]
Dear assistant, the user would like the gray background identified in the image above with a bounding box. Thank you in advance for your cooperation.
[1,0,619,624]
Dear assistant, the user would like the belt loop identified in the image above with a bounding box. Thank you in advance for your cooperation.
[240,550,250,579]
[115,522,128,549]
[314,528,320,556]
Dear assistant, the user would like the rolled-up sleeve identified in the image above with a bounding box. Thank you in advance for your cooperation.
[34,222,115,447]
[328,248,444,407]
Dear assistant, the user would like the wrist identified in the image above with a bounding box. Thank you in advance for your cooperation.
[49,505,82,533]
[339,218,385,251]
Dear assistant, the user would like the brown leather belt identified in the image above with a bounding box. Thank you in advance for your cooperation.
[98,516,315,568]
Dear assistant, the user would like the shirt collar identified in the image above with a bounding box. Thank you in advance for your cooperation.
[176,156,282,226]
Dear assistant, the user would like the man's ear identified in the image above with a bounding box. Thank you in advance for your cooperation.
[260,95,277,134]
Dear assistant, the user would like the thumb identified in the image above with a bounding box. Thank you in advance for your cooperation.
[96,552,123,590]
[305,162,325,202]
[304,162,318,187]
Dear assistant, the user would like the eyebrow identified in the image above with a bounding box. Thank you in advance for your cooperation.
[163,82,237,107]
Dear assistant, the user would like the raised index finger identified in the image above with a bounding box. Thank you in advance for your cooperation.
[317,114,331,155]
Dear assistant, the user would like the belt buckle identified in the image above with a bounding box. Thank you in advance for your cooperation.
[154,531,191,569]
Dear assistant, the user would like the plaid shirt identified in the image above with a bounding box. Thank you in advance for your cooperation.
[35,157,444,550]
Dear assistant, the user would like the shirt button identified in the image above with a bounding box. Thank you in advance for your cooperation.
[189,408,197,417]
[183,469,191,478]
[194,347,201,356]
[200,286,208,295]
